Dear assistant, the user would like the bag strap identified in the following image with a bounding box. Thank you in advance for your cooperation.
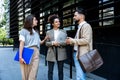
[78,23,86,58]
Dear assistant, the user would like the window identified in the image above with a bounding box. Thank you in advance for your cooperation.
[99,0,109,4]
[63,18,72,27]
[63,0,74,8]
[75,0,83,3]
[62,7,75,31]
[18,0,31,30]
[99,0,114,26]
[40,25,43,35]
[45,23,51,31]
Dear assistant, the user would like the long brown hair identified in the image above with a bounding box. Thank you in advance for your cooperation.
[24,14,35,35]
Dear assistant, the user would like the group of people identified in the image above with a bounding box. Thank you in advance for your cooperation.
[19,7,93,80]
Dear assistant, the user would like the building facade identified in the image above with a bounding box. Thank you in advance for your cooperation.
[10,0,120,80]
[0,0,5,22]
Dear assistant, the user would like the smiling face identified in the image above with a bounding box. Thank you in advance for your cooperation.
[52,18,60,29]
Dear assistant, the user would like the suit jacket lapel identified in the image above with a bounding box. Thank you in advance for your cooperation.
[51,29,55,41]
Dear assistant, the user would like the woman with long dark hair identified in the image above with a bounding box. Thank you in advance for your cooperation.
[19,14,47,80]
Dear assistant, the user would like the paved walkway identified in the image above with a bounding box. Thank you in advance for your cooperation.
[0,48,106,80]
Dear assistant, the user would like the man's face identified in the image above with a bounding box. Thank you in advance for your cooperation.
[73,12,82,23]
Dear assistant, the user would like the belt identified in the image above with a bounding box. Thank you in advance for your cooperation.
[29,45,38,48]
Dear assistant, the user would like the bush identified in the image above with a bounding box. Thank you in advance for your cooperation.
[0,38,13,46]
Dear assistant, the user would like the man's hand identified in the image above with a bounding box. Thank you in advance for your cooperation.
[66,37,72,44]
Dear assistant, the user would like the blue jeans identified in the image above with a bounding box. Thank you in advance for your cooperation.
[73,52,86,80]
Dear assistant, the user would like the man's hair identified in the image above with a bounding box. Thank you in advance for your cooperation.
[75,7,86,16]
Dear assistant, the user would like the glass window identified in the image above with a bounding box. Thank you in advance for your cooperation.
[63,0,74,8]
[40,19,43,24]
[63,18,72,27]
[40,13,43,17]
[45,23,51,31]
[99,0,114,26]
[18,1,24,30]
[99,0,109,4]
[63,9,71,17]
[25,8,31,13]
[40,25,43,35]
[75,0,83,3]
[63,26,75,31]
[17,0,31,30]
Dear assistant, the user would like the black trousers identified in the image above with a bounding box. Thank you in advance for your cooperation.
[48,61,64,80]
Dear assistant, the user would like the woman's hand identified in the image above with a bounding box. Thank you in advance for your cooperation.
[53,41,60,46]
[19,58,26,64]
[44,35,49,41]
[40,36,49,45]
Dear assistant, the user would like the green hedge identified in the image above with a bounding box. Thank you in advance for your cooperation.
[0,38,13,45]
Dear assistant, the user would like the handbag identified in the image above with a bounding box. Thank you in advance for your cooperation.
[78,49,103,73]
[77,23,103,73]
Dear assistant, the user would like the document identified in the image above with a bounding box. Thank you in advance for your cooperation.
[14,47,34,64]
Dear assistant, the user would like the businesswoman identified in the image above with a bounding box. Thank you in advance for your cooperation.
[46,14,67,80]
[19,14,47,80]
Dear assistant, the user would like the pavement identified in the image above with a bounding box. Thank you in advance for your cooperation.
[0,47,107,80]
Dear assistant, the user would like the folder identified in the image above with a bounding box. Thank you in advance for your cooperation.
[14,47,34,64]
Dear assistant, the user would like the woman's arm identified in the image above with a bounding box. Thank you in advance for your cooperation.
[40,36,49,45]
[19,40,25,64]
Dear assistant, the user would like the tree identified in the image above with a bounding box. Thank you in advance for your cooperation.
[0,27,6,40]
[0,18,6,27]
[0,0,7,28]
[0,0,13,46]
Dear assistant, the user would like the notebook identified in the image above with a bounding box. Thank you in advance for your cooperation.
[14,47,34,64]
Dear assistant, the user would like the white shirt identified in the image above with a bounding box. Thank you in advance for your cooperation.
[74,21,86,51]
[54,29,60,41]
[19,29,40,48]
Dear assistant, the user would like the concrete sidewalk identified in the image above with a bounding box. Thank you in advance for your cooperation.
[0,48,106,80]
